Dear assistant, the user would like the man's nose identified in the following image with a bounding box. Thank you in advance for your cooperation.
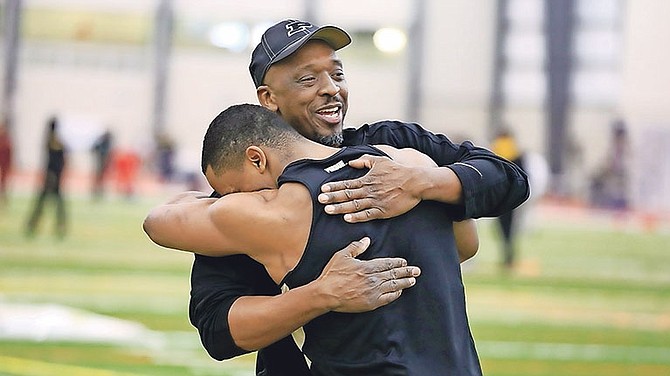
[318,75,340,97]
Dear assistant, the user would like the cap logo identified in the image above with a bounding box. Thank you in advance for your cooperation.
[285,20,313,37]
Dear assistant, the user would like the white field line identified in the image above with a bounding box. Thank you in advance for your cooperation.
[478,340,670,364]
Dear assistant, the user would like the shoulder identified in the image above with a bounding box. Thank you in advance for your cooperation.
[207,189,306,255]
[375,145,438,168]
[212,190,279,218]
[343,120,435,146]
[215,186,309,223]
[345,120,425,136]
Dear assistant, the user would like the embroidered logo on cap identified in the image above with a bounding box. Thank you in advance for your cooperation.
[285,20,313,37]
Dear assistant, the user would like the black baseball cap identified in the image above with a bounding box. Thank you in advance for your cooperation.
[249,19,352,87]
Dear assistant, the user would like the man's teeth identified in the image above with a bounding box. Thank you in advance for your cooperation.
[319,108,339,117]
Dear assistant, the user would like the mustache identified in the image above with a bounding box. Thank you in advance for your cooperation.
[323,95,344,106]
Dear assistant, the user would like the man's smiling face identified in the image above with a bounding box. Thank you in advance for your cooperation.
[260,40,349,147]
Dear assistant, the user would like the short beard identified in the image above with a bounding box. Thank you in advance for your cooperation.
[318,132,344,147]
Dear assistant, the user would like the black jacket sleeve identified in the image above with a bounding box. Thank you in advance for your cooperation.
[343,121,530,220]
[189,254,311,375]
[189,254,269,360]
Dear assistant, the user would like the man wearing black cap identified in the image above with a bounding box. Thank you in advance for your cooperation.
[189,19,529,375]
[146,103,482,375]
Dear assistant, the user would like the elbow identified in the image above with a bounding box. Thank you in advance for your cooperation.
[203,345,232,362]
[142,215,153,239]
[517,170,532,205]
[200,330,251,361]
[460,242,479,263]
[470,240,480,259]
[469,239,480,256]
[189,295,252,361]
[230,336,262,353]
[142,213,156,241]
[457,235,479,263]
[142,211,165,246]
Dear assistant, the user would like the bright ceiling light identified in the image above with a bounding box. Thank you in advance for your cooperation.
[209,22,249,52]
[373,27,407,53]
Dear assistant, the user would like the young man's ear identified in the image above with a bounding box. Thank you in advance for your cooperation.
[245,146,267,172]
[257,86,278,112]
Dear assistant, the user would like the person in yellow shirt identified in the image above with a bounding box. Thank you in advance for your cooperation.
[490,128,525,270]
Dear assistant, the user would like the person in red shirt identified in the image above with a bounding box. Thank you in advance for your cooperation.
[113,148,141,199]
[0,120,12,205]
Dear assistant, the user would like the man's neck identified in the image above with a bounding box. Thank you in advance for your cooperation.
[268,139,342,181]
[289,139,341,163]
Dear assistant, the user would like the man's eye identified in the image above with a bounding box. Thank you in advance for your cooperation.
[300,77,316,83]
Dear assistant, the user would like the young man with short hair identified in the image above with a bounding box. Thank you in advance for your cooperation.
[145,104,483,375]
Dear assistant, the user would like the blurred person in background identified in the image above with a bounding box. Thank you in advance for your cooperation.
[155,131,176,183]
[25,116,68,239]
[91,129,113,200]
[490,127,526,270]
[185,19,529,375]
[0,119,13,206]
[589,118,630,210]
[145,104,483,375]
[113,146,141,200]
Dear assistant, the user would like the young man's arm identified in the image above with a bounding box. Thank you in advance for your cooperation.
[144,189,290,259]
[143,191,238,256]
[146,191,421,354]
[453,219,479,262]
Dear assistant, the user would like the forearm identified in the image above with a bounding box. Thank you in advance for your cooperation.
[450,157,530,219]
[414,166,464,205]
[228,282,331,350]
[228,237,419,350]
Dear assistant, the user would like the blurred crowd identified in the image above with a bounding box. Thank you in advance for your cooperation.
[0,114,207,239]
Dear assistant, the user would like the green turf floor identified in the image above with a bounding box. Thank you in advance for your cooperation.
[1,192,668,375]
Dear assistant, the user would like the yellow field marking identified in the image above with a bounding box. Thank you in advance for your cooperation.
[0,355,145,376]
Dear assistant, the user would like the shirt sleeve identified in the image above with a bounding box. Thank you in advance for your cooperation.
[346,121,530,219]
[189,253,280,360]
[189,254,311,374]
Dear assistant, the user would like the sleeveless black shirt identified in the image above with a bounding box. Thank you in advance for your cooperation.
[277,145,482,376]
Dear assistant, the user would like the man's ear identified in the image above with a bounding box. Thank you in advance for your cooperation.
[245,146,267,172]
[257,86,278,112]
